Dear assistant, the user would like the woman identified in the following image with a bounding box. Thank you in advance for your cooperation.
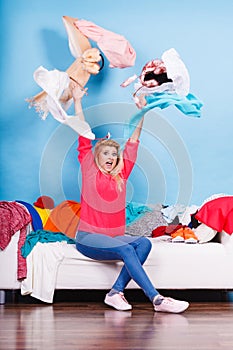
[73,84,189,313]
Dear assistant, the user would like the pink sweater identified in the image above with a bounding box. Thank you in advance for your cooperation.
[77,136,139,236]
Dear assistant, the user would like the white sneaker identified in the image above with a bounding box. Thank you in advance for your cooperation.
[104,292,132,311]
[171,235,185,243]
[185,237,198,244]
[154,296,189,313]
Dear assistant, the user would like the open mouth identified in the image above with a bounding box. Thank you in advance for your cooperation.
[105,161,113,170]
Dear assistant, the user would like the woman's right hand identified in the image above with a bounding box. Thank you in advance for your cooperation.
[70,81,88,101]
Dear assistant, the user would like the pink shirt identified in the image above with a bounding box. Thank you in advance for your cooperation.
[77,136,139,236]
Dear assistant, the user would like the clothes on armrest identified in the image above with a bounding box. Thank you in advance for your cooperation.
[0,201,31,280]
[21,229,75,258]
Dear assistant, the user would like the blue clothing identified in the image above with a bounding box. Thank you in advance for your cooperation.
[76,231,159,301]
[125,92,203,137]
[21,229,75,257]
[126,201,152,226]
[16,200,43,231]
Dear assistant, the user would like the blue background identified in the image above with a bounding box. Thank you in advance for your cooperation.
[0,0,233,207]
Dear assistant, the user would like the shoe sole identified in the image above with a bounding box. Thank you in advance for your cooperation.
[185,238,198,244]
[154,302,189,313]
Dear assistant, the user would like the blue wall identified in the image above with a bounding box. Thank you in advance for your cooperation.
[0,0,233,207]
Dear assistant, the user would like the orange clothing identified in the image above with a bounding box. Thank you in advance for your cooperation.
[44,200,81,238]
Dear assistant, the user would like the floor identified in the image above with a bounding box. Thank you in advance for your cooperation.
[1,294,233,350]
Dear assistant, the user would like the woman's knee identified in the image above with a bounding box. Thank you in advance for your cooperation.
[138,237,152,252]
[117,243,135,258]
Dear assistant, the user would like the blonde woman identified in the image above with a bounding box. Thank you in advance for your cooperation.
[73,84,189,313]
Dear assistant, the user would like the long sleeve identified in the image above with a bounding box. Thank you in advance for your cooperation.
[121,139,139,179]
[77,135,93,163]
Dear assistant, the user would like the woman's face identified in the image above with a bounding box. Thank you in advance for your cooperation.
[97,146,118,173]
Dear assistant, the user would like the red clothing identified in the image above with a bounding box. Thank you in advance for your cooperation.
[195,196,233,234]
[0,201,31,279]
[77,136,139,236]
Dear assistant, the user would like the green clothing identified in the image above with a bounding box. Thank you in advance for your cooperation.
[21,229,75,258]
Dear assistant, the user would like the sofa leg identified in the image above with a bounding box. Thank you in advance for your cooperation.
[11,290,19,304]
[0,290,6,304]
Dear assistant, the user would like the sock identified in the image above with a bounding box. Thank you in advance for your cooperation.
[108,288,120,297]
[153,294,164,305]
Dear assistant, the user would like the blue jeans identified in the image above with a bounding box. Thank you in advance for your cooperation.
[76,231,159,301]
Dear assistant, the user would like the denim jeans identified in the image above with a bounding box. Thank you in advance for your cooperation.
[76,231,159,301]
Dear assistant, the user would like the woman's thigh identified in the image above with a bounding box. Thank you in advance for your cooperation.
[76,232,131,261]
[76,232,151,261]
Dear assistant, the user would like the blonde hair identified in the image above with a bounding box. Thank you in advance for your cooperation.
[94,139,124,191]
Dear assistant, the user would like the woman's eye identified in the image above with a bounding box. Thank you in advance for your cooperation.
[112,153,117,157]
[103,152,108,156]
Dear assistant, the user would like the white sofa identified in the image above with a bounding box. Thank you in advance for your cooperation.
[1,229,233,304]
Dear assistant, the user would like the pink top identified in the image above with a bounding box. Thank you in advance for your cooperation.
[77,136,139,236]
[75,19,136,69]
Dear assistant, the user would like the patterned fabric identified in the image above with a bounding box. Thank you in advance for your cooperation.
[139,59,169,88]
[126,204,167,237]
[0,201,31,279]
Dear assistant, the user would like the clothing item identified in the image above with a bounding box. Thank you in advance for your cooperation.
[76,232,159,302]
[125,201,152,226]
[0,201,31,279]
[180,205,199,226]
[121,48,190,96]
[161,48,190,96]
[21,241,65,303]
[193,224,217,244]
[34,195,55,209]
[77,136,139,236]
[152,224,183,238]
[16,200,43,231]
[75,19,136,68]
[161,204,187,224]
[44,200,81,238]
[126,204,167,237]
[189,211,200,228]
[33,66,95,139]
[171,235,185,243]
[146,92,203,117]
[171,227,198,244]
[199,193,228,208]
[153,296,189,313]
[152,224,198,243]
[125,92,203,138]
[21,229,75,258]
[104,292,132,311]
[0,201,32,280]
[138,59,171,88]
[34,207,51,227]
[195,196,233,234]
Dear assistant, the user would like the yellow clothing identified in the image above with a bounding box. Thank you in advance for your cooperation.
[34,207,52,227]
